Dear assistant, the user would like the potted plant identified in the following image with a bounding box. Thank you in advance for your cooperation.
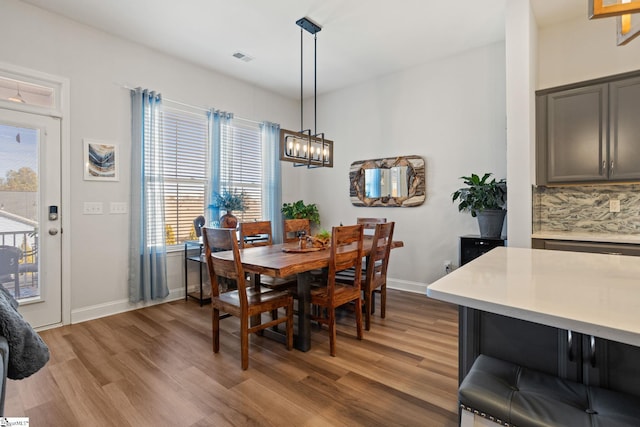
[211,189,246,229]
[281,200,320,225]
[452,173,507,238]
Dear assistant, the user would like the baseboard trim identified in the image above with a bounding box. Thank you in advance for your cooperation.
[71,287,185,324]
[387,278,428,295]
[71,279,430,324]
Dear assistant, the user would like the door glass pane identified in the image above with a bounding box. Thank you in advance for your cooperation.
[0,77,56,109]
[0,123,39,301]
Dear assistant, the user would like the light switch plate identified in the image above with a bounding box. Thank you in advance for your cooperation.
[110,202,128,214]
[83,202,103,215]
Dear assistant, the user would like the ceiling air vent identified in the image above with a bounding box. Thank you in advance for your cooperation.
[232,52,254,62]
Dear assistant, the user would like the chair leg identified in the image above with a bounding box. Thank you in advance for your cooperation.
[355,297,363,341]
[364,290,372,331]
[241,315,249,370]
[328,308,336,357]
[380,285,386,319]
[286,300,293,351]
[212,308,220,353]
[371,291,376,314]
[271,309,279,331]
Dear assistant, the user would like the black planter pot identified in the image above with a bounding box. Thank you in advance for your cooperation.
[476,209,506,238]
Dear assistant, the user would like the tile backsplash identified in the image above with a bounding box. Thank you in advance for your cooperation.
[533,184,640,234]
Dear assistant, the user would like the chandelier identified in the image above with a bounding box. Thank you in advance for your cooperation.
[280,17,334,168]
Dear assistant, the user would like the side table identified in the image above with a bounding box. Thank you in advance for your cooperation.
[184,240,211,306]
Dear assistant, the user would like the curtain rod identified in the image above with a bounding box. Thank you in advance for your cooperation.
[119,83,263,125]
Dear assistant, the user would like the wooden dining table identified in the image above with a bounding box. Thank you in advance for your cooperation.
[211,236,404,351]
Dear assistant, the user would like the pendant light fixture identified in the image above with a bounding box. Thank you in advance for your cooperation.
[588,0,640,45]
[280,16,334,168]
[8,83,26,104]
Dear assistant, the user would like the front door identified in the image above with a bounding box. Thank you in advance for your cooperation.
[0,108,62,328]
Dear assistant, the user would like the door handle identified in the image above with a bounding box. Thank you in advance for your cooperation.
[48,228,59,236]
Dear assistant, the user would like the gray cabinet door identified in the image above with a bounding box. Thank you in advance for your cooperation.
[609,76,640,181]
[546,84,608,183]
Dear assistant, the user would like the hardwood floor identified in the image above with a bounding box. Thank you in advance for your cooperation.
[6,290,459,426]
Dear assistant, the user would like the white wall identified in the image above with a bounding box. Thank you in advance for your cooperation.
[283,43,507,289]
[0,0,298,321]
[538,15,640,90]
[505,0,536,248]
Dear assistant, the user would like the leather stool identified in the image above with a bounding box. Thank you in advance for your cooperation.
[459,354,640,427]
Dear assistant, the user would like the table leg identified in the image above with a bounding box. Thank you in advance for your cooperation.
[295,271,312,352]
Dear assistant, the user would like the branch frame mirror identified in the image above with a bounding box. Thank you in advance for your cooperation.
[349,155,425,207]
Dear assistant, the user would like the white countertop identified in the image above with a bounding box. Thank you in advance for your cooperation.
[532,231,640,244]
[427,246,640,347]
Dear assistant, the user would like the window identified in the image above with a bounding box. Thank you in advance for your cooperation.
[219,118,263,222]
[158,107,264,246]
[160,107,208,245]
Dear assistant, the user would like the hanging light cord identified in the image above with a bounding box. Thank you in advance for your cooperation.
[300,27,304,132]
[299,27,319,136]
[314,33,317,137]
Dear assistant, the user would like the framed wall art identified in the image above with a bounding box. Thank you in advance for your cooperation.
[83,139,119,181]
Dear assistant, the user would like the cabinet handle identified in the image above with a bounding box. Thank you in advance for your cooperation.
[602,160,606,173]
[589,335,596,367]
[610,160,614,176]
[567,330,574,362]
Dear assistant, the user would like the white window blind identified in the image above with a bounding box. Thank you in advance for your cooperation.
[220,119,262,222]
[160,107,208,245]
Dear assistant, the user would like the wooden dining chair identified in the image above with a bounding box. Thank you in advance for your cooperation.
[357,217,387,228]
[337,222,395,330]
[239,220,296,291]
[310,224,364,356]
[202,227,294,370]
[239,220,273,248]
[283,218,311,243]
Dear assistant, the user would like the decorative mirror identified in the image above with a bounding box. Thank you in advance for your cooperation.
[349,155,425,207]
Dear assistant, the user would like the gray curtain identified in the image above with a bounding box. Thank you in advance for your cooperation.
[206,109,233,225]
[262,121,283,243]
[128,88,169,303]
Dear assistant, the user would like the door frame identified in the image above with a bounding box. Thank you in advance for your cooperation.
[0,61,71,327]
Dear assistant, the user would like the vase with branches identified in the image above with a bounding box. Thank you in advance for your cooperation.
[211,189,246,229]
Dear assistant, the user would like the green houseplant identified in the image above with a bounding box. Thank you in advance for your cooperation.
[211,189,246,229]
[281,200,320,225]
[452,173,507,238]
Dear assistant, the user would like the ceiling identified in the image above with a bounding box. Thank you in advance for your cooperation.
[19,0,586,100]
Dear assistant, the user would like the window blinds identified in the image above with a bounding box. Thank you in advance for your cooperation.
[219,119,262,222]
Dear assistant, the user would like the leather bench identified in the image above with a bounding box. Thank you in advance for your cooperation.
[458,354,640,427]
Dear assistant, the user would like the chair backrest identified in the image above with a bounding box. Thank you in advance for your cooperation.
[0,246,21,293]
[239,220,273,248]
[366,222,395,288]
[357,217,387,228]
[202,227,248,304]
[193,216,206,238]
[327,224,364,299]
[283,218,311,243]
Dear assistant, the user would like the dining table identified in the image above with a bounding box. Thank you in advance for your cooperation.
[211,235,404,351]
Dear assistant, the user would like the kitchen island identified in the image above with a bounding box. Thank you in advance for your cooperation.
[427,246,640,397]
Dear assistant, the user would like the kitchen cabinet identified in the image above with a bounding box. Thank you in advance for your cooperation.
[531,238,640,256]
[536,72,640,184]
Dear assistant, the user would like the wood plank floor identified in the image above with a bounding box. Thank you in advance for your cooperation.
[6,290,459,426]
